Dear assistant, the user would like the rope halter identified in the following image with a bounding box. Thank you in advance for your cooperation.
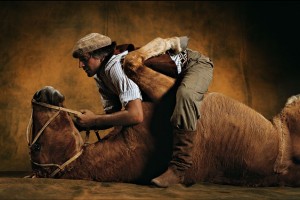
[26,99,83,178]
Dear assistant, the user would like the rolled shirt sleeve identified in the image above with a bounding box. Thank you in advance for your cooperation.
[107,59,142,107]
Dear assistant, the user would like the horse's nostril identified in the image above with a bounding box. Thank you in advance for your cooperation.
[33,91,41,101]
[52,91,65,105]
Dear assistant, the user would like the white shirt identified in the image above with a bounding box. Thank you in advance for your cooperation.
[94,51,142,113]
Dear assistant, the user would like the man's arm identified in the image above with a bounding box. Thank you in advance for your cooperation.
[75,98,143,129]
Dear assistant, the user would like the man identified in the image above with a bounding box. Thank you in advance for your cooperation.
[72,33,213,187]
[72,33,144,131]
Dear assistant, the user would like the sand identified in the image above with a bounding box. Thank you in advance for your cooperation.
[1,172,300,200]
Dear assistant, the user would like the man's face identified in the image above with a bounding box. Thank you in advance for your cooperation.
[78,53,102,77]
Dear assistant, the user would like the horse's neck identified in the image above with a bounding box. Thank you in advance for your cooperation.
[65,134,132,181]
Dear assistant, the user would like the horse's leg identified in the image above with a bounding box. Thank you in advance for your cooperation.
[143,54,179,78]
[126,37,187,64]
[124,36,189,102]
[124,63,175,103]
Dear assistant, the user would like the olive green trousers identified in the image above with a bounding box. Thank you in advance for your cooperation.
[170,49,213,131]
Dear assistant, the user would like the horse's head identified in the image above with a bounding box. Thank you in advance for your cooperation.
[28,86,84,178]
[283,94,300,162]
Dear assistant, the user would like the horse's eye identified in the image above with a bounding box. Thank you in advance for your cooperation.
[31,143,41,152]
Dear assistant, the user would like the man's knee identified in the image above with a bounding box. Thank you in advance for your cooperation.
[176,86,204,104]
[171,87,201,130]
[176,87,193,103]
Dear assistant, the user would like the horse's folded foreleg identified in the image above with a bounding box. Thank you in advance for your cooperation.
[124,36,189,102]
[124,36,188,71]
[124,64,175,103]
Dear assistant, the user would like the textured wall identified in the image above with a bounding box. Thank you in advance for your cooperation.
[0,1,299,171]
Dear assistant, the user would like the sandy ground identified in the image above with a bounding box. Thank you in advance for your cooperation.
[1,172,300,200]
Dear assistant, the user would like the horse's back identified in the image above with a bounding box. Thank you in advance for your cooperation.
[188,92,278,183]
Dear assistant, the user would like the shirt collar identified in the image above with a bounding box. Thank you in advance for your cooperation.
[107,50,128,65]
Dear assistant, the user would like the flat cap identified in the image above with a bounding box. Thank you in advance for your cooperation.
[72,33,112,58]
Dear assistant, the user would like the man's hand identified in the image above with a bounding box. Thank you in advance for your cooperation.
[75,109,97,128]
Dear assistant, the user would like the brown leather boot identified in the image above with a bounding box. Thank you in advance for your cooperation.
[151,129,196,188]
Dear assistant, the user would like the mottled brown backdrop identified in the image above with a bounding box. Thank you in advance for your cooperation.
[0,1,299,171]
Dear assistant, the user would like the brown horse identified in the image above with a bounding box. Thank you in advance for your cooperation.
[27,84,300,187]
